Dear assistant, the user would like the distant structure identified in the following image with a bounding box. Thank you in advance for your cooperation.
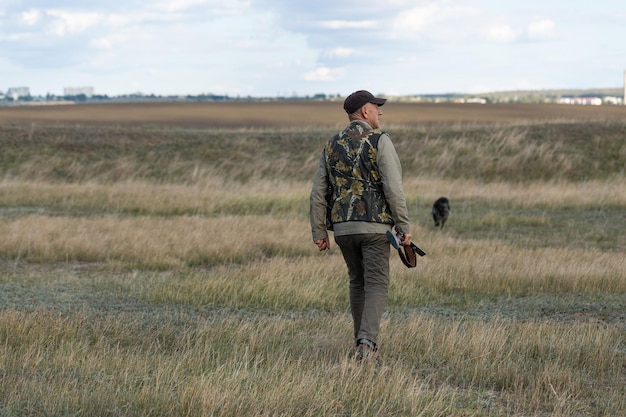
[557,96,603,105]
[7,86,30,100]
[64,86,94,98]
[624,70,626,105]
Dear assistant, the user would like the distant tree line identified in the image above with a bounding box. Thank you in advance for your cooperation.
[1,89,622,105]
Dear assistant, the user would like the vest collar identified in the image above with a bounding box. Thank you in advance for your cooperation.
[349,119,374,130]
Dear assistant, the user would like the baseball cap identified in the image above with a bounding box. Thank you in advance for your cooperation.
[343,90,387,114]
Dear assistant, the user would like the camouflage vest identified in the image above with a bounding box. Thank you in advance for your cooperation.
[325,122,393,226]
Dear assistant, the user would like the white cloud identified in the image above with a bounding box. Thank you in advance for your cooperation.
[303,66,345,81]
[326,47,354,58]
[233,39,264,49]
[46,10,103,36]
[318,20,378,29]
[155,0,251,14]
[91,32,130,49]
[527,19,556,40]
[389,4,481,42]
[106,13,139,27]
[391,4,440,33]
[155,0,207,13]
[21,9,40,26]
[484,23,519,43]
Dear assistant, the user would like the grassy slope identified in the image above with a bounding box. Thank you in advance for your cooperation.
[1,120,625,183]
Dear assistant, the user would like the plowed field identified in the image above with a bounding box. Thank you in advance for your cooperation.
[2,100,626,128]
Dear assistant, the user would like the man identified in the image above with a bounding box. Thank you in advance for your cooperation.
[309,90,413,364]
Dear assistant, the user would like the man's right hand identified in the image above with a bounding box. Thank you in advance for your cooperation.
[314,237,330,251]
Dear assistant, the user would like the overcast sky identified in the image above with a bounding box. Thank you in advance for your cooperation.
[1,0,625,97]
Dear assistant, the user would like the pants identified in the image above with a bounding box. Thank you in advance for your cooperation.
[335,233,390,346]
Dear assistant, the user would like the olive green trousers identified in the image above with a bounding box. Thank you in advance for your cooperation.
[335,233,390,347]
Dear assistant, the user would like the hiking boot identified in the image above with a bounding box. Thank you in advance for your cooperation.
[355,339,383,366]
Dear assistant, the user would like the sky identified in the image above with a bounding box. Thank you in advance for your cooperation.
[1,0,625,97]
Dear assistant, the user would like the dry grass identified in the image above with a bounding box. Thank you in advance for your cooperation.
[0,180,307,217]
[404,178,626,208]
[2,120,625,184]
[1,181,623,415]
[0,109,624,416]
[2,178,626,216]
[1,287,623,416]
[0,214,309,269]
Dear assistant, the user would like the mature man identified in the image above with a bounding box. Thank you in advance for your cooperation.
[309,90,413,364]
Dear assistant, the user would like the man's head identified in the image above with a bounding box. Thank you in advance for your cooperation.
[343,90,387,129]
[343,90,387,114]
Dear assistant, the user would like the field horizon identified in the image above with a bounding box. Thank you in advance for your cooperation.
[2,100,626,129]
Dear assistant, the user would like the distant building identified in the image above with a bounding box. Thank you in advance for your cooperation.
[7,86,31,100]
[64,86,94,98]
[465,97,488,104]
[603,96,623,105]
[558,96,602,106]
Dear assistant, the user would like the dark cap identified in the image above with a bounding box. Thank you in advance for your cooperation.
[343,90,387,114]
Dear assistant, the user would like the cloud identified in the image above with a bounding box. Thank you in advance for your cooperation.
[391,3,440,33]
[303,66,345,81]
[155,0,252,14]
[45,10,103,36]
[389,3,481,42]
[527,19,556,40]
[482,18,556,43]
[21,9,41,25]
[484,23,520,43]
[15,8,110,38]
[389,4,555,45]
[318,20,378,29]
[155,0,208,13]
[325,47,354,58]
[91,32,131,50]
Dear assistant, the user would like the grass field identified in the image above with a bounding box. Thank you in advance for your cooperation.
[0,102,625,416]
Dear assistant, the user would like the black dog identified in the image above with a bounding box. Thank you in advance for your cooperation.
[432,197,450,229]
